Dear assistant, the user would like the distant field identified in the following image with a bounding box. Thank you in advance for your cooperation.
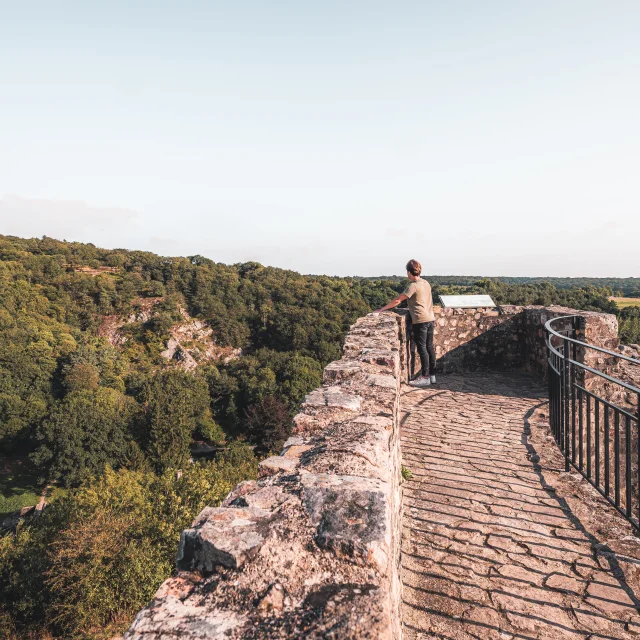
[611,297,640,309]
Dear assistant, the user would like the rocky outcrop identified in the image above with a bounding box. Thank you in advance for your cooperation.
[124,312,407,640]
[98,299,240,369]
[159,307,241,371]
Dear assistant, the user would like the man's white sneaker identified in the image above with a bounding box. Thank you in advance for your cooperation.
[430,375,437,384]
[410,376,431,388]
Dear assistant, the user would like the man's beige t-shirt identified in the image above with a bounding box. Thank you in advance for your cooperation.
[403,278,435,324]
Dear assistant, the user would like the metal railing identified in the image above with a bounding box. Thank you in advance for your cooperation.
[546,315,640,528]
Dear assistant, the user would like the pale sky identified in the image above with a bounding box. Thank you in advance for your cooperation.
[1,1,638,276]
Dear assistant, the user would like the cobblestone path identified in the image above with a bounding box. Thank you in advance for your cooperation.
[401,373,640,640]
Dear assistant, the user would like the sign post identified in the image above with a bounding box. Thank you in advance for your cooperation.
[438,294,496,309]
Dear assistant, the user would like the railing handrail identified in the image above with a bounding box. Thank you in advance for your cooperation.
[545,314,640,367]
[545,314,640,529]
[545,315,640,396]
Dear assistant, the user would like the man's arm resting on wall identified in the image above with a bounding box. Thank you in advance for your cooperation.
[374,294,408,313]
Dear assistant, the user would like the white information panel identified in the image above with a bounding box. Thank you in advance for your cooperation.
[438,294,496,309]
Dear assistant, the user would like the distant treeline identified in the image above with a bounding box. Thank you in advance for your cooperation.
[363,274,640,296]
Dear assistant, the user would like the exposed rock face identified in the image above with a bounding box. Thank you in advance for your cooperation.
[124,312,406,640]
[98,298,240,369]
[99,297,164,346]
[159,307,241,370]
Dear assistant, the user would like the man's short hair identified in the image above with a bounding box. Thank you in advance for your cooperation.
[406,259,421,276]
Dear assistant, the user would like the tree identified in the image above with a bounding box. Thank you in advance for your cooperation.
[244,395,292,454]
[31,388,137,486]
[140,370,213,472]
[63,362,99,393]
[0,451,257,638]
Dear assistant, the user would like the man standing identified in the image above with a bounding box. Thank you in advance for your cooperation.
[375,259,436,387]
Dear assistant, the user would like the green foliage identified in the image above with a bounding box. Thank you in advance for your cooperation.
[244,395,293,455]
[0,234,363,470]
[366,273,640,296]
[140,370,214,472]
[619,307,640,345]
[0,458,42,520]
[401,465,414,481]
[471,279,618,312]
[31,388,138,487]
[0,448,257,638]
[63,362,100,393]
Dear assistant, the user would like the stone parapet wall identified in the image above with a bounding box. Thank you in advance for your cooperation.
[403,305,620,380]
[430,306,522,372]
[124,312,406,640]
[519,306,619,378]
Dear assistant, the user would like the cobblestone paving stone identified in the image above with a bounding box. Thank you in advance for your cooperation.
[401,372,640,640]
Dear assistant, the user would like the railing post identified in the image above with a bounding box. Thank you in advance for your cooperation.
[571,319,577,464]
[563,334,571,472]
[546,330,553,432]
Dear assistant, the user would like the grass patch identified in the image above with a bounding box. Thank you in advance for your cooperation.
[611,297,640,309]
[0,456,44,520]
[401,465,414,481]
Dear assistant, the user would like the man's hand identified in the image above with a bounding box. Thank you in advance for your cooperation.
[374,293,408,315]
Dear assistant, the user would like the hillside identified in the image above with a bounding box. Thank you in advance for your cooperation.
[0,234,393,638]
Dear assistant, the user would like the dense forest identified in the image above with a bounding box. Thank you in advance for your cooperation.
[0,233,638,639]
[0,234,397,639]
[370,274,640,296]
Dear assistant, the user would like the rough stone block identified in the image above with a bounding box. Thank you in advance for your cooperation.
[281,435,307,450]
[177,506,273,572]
[221,480,259,507]
[323,360,362,383]
[364,373,398,391]
[358,349,400,370]
[292,412,324,434]
[303,387,361,412]
[258,455,299,477]
[300,417,393,482]
[282,444,313,459]
[125,596,247,639]
[301,473,391,572]
[224,485,289,511]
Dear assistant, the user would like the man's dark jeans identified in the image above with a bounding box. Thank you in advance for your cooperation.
[412,321,436,377]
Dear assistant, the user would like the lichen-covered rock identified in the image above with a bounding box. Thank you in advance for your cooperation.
[125,597,247,639]
[301,473,391,572]
[323,360,363,383]
[258,456,299,477]
[302,387,362,412]
[177,506,274,572]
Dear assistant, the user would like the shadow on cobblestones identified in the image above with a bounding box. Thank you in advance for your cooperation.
[401,373,640,639]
